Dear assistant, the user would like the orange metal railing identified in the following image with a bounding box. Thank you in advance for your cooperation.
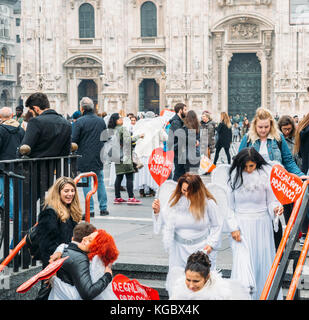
[286,229,309,300]
[0,172,98,273]
[73,172,98,223]
[260,180,309,300]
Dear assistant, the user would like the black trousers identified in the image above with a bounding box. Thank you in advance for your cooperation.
[172,162,186,182]
[213,146,231,165]
[115,172,134,198]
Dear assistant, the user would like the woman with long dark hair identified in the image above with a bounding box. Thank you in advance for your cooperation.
[152,173,223,294]
[183,110,200,173]
[213,112,232,165]
[108,112,144,204]
[226,148,283,299]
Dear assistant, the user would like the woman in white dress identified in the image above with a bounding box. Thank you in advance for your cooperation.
[169,251,250,300]
[226,147,284,300]
[152,173,223,294]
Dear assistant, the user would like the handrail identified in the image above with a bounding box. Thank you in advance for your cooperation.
[73,172,98,223]
[260,180,309,300]
[0,172,98,273]
[0,224,37,273]
[286,228,309,300]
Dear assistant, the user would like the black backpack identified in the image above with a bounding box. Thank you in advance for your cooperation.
[25,224,41,261]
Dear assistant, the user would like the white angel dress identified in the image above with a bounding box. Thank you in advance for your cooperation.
[226,167,283,300]
[153,181,224,295]
[48,252,117,300]
[168,266,251,300]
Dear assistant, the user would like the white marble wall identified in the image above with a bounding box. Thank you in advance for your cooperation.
[20,0,309,118]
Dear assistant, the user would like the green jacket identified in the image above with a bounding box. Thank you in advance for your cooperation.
[114,125,141,175]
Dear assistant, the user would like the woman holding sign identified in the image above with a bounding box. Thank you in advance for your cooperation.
[239,107,305,248]
[152,173,223,295]
[226,148,283,300]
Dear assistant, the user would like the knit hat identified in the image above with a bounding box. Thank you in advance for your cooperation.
[72,110,82,120]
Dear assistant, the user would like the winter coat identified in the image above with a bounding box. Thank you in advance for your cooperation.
[56,242,112,300]
[299,125,309,174]
[19,109,71,158]
[114,125,141,175]
[0,119,25,163]
[167,114,184,157]
[200,119,216,154]
[72,111,106,172]
[37,207,77,267]
[215,122,232,148]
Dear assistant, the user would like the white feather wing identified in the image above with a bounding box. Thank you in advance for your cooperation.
[206,182,230,233]
[211,164,230,189]
[157,180,177,209]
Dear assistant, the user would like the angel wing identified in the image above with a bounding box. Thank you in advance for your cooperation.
[206,182,230,233]
[211,164,230,191]
[156,180,177,209]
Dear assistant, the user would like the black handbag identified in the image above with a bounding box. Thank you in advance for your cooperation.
[25,224,41,261]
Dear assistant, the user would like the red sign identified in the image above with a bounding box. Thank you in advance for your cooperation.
[112,274,160,300]
[16,256,69,294]
[270,164,303,205]
[148,148,174,186]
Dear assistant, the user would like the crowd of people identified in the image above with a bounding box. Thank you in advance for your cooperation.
[1,90,309,301]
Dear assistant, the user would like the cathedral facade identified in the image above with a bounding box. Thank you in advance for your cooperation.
[20,0,309,119]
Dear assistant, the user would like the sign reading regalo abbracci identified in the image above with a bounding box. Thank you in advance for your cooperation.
[290,0,309,25]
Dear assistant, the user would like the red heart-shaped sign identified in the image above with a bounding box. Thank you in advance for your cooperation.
[148,148,174,186]
[270,164,303,205]
[112,274,160,300]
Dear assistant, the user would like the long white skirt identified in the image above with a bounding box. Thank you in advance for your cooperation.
[133,156,158,191]
[230,210,282,300]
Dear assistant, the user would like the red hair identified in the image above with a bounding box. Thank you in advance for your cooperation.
[88,229,119,266]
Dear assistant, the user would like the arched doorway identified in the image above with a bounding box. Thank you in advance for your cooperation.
[139,79,159,114]
[228,53,261,120]
[78,80,98,111]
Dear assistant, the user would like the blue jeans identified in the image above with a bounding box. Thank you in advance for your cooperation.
[0,177,22,248]
[82,170,107,212]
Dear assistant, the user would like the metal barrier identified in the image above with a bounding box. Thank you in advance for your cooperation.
[260,180,309,300]
[0,154,79,272]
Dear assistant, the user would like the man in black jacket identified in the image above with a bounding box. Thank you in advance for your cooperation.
[72,97,109,217]
[167,103,188,181]
[19,92,71,158]
[55,225,113,300]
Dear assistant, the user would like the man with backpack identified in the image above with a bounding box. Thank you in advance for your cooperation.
[0,107,24,236]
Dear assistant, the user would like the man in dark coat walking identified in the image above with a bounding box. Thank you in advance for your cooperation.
[72,97,109,217]
[167,103,188,181]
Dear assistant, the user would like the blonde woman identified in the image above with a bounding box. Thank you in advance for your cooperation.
[37,177,82,268]
[213,112,232,165]
[239,107,304,176]
[151,173,223,295]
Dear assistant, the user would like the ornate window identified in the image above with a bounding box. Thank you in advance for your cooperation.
[141,1,157,37]
[79,3,95,38]
[0,48,7,74]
